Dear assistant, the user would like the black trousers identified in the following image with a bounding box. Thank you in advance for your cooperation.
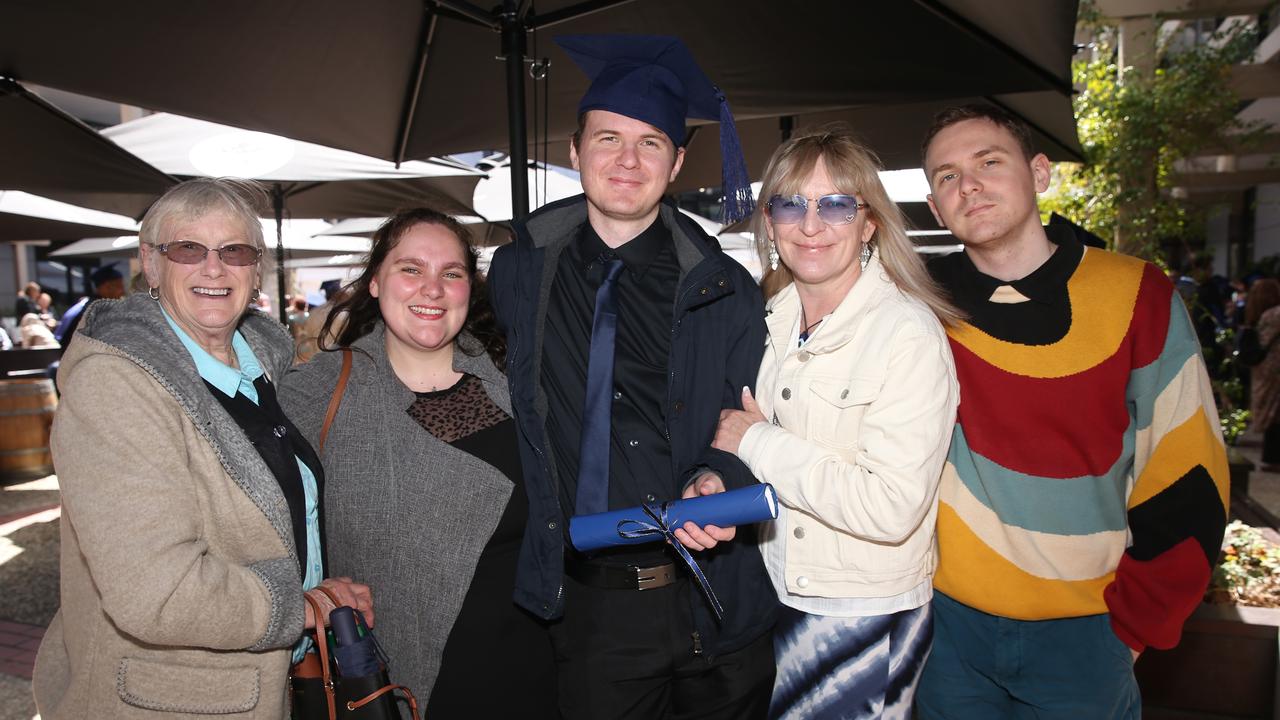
[549,573,775,720]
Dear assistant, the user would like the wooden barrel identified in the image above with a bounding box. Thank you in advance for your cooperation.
[0,378,58,481]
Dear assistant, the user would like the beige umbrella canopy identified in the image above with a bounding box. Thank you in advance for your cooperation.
[0,79,174,218]
[0,0,1080,217]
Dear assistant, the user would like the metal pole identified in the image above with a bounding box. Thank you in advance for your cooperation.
[273,183,287,324]
[502,0,530,220]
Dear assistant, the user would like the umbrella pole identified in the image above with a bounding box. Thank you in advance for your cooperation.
[273,183,287,324]
[501,0,529,220]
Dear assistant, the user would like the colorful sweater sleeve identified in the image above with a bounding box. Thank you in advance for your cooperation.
[1104,266,1230,652]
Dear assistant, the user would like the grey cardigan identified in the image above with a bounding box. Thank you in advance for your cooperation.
[277,323,513,709]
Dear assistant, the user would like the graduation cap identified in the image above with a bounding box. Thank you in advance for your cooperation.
[555,34,754,223]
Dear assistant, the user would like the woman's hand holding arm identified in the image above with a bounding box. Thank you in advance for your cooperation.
[713,387,767,456]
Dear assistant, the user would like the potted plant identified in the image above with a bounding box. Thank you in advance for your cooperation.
[1137,521,1280,720]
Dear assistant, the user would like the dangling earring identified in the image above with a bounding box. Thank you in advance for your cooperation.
[148,286,160,301]
[859,242,873,270]
[768,240,779,271]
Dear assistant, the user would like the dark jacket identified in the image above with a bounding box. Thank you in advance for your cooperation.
[488,195,777,657]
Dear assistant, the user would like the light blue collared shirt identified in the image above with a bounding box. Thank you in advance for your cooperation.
[162,310,322,661]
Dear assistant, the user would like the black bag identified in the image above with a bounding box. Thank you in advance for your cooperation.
[1237,327,1272,367]
[290,587,419,720]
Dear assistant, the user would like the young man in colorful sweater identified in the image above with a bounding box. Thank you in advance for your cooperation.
[914,104,1229,719]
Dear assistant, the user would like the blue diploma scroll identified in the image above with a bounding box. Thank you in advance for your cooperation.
[569,483,779,553]
[568,484,779,621]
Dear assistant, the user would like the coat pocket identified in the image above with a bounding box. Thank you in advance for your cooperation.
[808,378,878,448]
[117,657,260,714]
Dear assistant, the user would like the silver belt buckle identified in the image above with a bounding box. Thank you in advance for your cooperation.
[636,563,676,590]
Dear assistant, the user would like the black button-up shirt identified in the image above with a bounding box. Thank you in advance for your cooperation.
[541,216,680,522]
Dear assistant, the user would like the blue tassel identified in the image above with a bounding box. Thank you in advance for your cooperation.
[716,89,755,224]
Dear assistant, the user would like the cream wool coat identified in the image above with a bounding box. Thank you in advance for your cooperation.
[738,254,959,600]
[33,294,307,719]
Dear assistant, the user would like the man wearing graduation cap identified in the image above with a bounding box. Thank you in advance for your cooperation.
[489,35,777,718]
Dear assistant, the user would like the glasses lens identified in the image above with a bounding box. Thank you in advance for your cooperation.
[219,244,261,266]
[817,195,860,225]
[164,241,208,264]
[767,195,808,224]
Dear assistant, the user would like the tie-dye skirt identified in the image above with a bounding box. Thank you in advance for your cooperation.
[768,603,933,720]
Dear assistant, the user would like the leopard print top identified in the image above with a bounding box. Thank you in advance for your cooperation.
[408,373,510,443]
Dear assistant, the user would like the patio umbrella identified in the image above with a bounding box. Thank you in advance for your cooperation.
[0,79,174,218]
[0,0,1079,219]
[83,112,486,320]
[0,192,139,243]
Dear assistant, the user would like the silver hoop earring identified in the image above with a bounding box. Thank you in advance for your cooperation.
[148,286,160,301]
[768,240,779,271]
[859,243,873,270]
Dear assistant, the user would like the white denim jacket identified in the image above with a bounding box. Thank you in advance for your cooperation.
[739,254,959,601]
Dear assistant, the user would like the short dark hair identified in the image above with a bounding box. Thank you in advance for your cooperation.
[920,104,1037,167]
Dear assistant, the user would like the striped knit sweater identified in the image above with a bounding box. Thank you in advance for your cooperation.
[929,225,1229,653]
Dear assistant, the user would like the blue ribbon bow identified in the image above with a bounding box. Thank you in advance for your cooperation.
[617,501,725,621]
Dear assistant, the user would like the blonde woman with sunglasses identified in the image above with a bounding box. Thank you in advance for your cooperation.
[713,125,960,720]
[34,178,371,719]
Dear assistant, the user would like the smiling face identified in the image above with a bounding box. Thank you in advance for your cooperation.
[141,209,260,355]
[766,156,877,298]
[369,222,471,362]
[924,118,1050,251]
[570,110,685,239]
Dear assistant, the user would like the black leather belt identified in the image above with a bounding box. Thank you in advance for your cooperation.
[565,555,678,591]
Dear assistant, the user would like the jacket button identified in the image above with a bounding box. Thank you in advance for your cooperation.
[673,400,685,413]
[717,279,727,287]
[700,287,709,295]
[793,527,805,539]
[797,351,811,362]
[840,388,849,399]
[796,576,810,588]
[547,521,557,530]
[646,494,657,502]
[628,439,639,448]
[781,388,791,400]
[613,390,622,400]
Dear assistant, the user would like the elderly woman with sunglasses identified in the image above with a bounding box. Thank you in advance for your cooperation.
[33,178,371,719]
[712,125,960,720]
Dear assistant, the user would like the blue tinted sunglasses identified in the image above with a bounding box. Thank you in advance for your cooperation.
[766,194,868,226]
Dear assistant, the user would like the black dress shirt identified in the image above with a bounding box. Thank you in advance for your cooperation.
[542,216,681,524]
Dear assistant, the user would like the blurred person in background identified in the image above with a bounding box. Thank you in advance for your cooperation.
[15,281,40,318]
[1245,278,1280,471]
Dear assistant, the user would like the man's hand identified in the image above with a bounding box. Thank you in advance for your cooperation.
[672,472,736,551]
[713,387,767,455]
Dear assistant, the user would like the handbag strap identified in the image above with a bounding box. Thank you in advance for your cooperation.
[303,589,339,720]
[317,348,353,453]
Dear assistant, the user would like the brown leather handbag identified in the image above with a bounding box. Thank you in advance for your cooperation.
[289,586,419,719]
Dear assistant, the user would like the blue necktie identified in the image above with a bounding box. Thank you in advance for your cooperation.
[575,258,625,516]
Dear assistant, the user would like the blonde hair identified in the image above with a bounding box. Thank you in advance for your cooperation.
[752,124,963,327]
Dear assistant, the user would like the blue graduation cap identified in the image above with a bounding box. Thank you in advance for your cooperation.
[555,34,755,223]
